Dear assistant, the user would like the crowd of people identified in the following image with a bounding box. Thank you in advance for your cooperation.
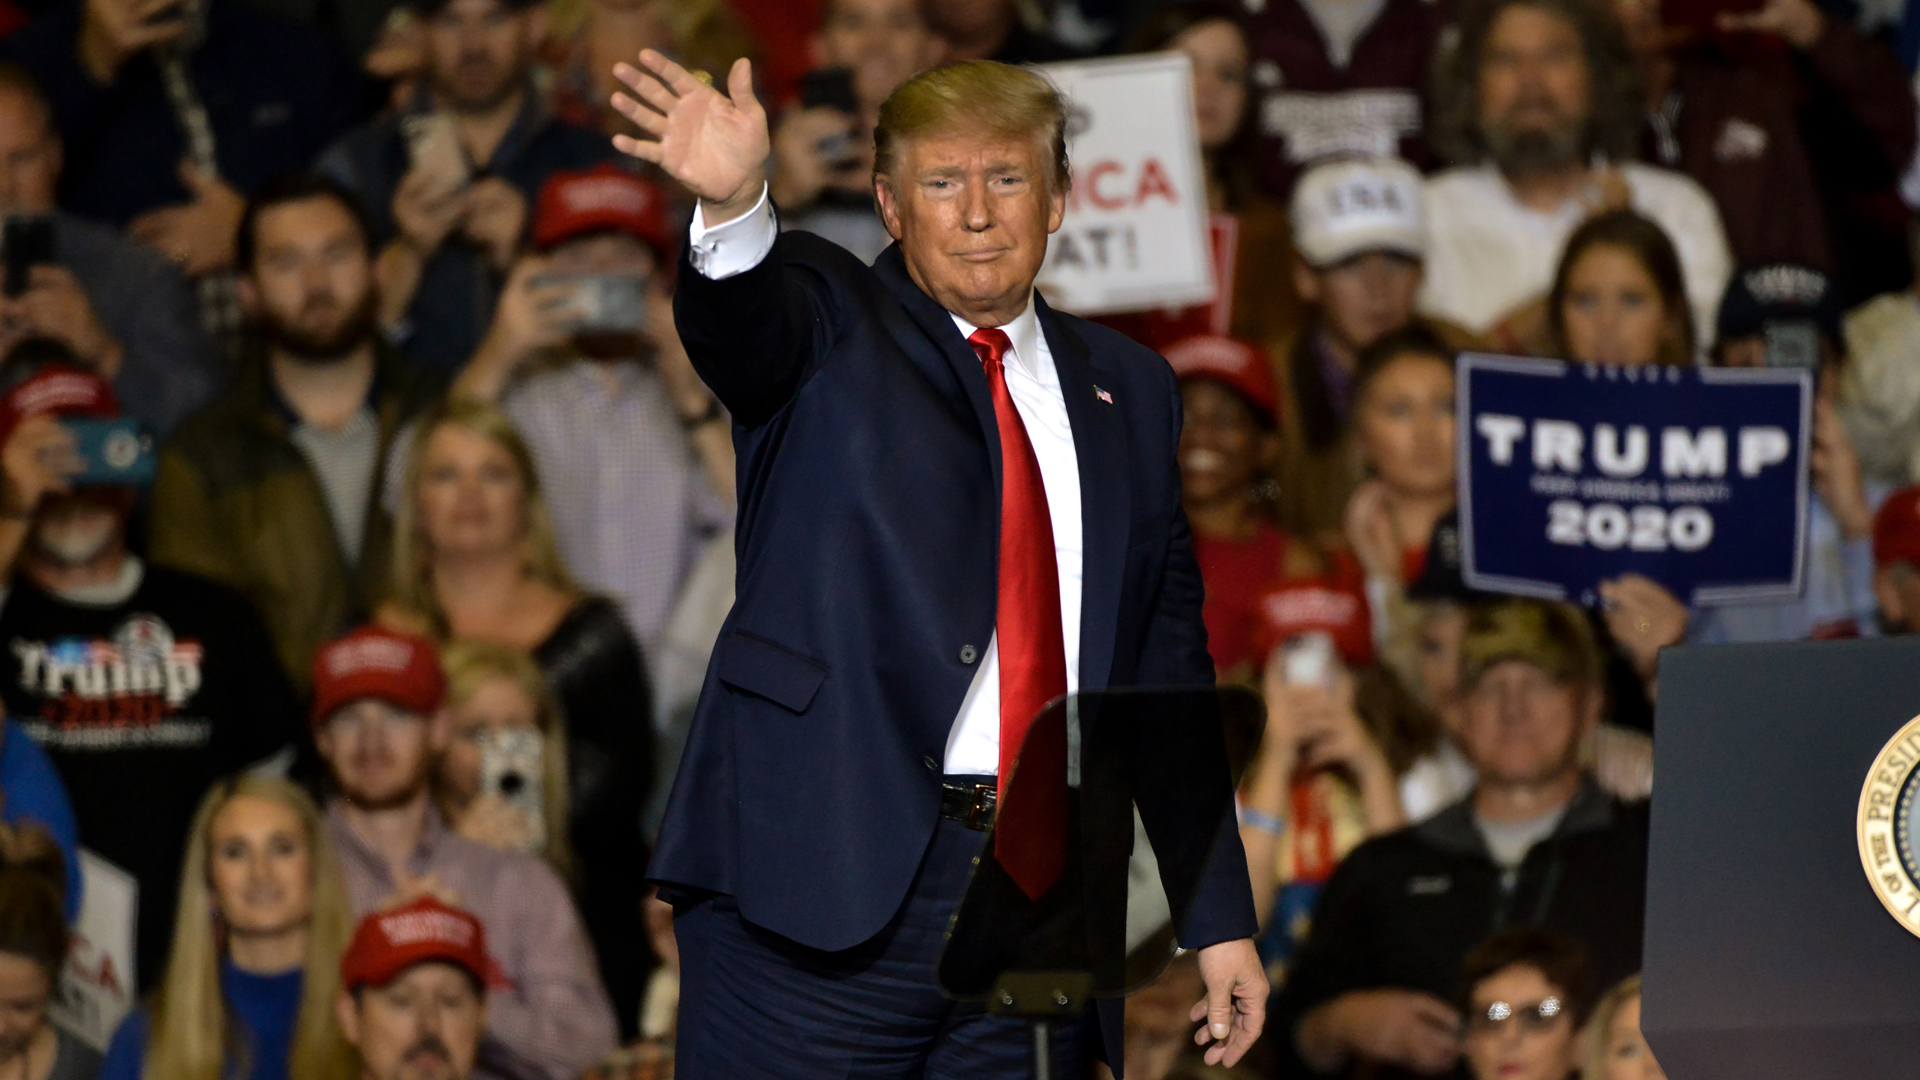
[0,0,1898,1074]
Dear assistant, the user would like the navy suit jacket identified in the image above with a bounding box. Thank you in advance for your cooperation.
[650,228,1258,972]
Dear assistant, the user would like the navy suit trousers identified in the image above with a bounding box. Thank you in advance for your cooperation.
[674,808,1088,1078]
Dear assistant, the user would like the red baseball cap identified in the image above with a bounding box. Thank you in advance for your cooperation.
[1163,335,1278,427]
[340,896,493,992]
[1875,486,1920,569]
[1252,579,1374,668]
[0,363,118,446]
[532,165,675,263]
[309,626,446,726]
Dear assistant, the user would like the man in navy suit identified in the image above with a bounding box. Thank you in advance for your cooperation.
[612,50,1266,1077]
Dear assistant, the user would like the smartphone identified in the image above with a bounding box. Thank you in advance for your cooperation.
[3,216,54,298]
[799,67,859,114]
[1764,319,1821,369]
[1280,632,1336,689]
[531,272,647,334]
[400,113,471,198]
[478,728,546,853]
[799,68,863,173]
[62,417,155,487]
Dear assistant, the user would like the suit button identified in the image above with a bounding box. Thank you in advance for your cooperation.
[922,755,939,771]
[959,644,979,664]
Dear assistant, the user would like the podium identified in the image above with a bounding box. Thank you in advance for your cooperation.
[936,686,1260,1078]
[1647,636,1920,1077]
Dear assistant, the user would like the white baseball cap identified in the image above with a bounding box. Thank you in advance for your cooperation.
[1290,157,1427,268]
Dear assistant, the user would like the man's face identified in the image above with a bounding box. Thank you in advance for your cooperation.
[874,133,1064,324]
[241,197,378,361]
[424,0,546,114]
[339,963,483,1080]
[1477,5,1592,176]
[317,699,444,811]
[0,91,58,216]
[1459,659,1596,786]
[815,0,941,114]
[29,490,126,569]
[1294,251,1423,355]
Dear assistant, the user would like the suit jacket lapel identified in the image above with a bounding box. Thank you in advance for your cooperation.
[1038,295,1130,694]
[873,245,1002,481]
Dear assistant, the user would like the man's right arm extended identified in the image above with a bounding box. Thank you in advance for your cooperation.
[615,52,828,428]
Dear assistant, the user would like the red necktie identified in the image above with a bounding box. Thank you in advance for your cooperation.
[968,327,1068,901]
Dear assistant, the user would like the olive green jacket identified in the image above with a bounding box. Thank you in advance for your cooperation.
[149,343,445,689]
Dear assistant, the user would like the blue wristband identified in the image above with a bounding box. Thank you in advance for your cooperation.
[1239,807,1286,836]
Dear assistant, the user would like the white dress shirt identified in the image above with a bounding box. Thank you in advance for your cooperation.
[690,187,1084,775]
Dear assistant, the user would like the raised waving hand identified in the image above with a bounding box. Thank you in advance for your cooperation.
[611,51,770,222]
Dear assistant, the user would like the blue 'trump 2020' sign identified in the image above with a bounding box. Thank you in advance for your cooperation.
[1459,354,1812,607]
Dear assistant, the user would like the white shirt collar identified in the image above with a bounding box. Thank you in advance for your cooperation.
[949,294,1043,380]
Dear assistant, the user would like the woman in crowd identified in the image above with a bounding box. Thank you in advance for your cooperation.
[1239,579,1436,978]
[1343,324,1458,592]
[384,398,654,1035]
[435,640,576,876]
[1459,929,1593,1080]
[1587,975,1669,1080]
[1547,210,1695,716]
[100,778,354,1080]
[1550,209,1696,369]
[0,820,98,1080]
[1166,335,1300,681]
[1105,3,1302,351]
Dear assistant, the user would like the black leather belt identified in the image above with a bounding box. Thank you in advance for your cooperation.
[939,780,997,831]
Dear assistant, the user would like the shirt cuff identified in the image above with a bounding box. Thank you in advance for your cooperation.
[687,184,775,280]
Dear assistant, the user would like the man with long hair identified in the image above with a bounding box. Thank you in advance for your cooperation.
[1418,0,1731,354]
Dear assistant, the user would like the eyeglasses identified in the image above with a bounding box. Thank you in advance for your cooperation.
[1465,996,1565,1035]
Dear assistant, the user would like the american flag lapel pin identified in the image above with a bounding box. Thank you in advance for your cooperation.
[1094,386,1113,405]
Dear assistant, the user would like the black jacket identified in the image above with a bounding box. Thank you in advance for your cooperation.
[1271,778,1649,1077]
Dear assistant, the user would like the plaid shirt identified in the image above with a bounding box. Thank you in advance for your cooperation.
[503,359,730,658]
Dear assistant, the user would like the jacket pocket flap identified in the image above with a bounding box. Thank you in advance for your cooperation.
[715,630,829,712]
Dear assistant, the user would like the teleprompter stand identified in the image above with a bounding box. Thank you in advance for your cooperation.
[936,687,1262,1080]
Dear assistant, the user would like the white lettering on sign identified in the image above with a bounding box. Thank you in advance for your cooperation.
[1478,419,1790,481]
[1594,424,1648,478]
[1477,414,1525,465]
[1662,427,1726,478]
[1739,427,1791,478]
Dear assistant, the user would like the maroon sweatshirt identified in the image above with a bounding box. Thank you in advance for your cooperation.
[1242,0,1443,200]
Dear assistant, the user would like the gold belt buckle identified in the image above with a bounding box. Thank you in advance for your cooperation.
[966,783,997,830]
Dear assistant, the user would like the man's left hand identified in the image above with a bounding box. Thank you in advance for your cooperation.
[1188,938,1267,1067]
[129,161,244,277]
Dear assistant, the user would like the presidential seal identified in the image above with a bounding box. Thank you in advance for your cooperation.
[1858,714,1920,936]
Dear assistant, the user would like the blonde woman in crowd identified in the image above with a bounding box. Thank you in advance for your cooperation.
[99,777,356,1080]
[383,398,654,1033]
[435,640,576,880]
[1587,975,1670,1080]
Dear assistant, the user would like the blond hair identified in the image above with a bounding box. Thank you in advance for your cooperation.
[1583,974,1643,1080]
[873,61,1071,193]
[390,399,578,636]
[436,639,576,883]
[145,777,356,1080]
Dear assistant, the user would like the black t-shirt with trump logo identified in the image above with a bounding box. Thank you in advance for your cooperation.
[0,564,301,988]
